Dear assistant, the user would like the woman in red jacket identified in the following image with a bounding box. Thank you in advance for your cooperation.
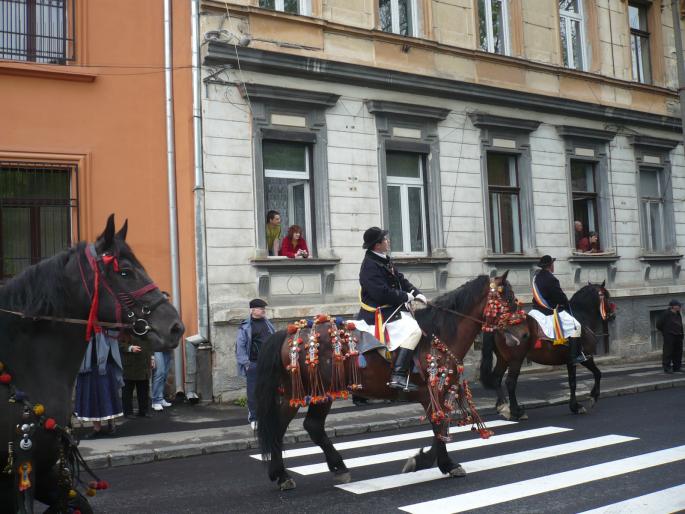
[279,224,309,258]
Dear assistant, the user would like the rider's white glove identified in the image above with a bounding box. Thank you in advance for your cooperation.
[415,293,427,304]
[405,291,415,303]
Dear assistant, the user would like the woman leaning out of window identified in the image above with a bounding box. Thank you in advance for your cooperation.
[279,225,309,259]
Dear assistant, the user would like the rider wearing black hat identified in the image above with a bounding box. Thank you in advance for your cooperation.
[532,255,585,364]
[357,227,426,391]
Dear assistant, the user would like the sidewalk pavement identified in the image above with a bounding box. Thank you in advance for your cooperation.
[77,358,685,470]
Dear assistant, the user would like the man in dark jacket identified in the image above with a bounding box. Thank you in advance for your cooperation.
[356,227,426,391]
[119,332,152,418]
[656,299,684,374]
[531,255,585,364]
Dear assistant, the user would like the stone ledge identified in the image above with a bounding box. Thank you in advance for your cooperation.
[213,302,359,324]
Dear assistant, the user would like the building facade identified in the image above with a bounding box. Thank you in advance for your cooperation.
[198,0,685,400]
[0,0,199,388]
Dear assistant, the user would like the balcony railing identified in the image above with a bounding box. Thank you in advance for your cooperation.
[0,0,75,64]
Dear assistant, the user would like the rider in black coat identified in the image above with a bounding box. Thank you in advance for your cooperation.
[532,255,585,364]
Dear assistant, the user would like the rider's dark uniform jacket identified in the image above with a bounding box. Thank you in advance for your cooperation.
[357,250,421,325]
[533,269,570,316]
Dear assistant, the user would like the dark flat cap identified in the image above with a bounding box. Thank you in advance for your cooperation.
[537,255,556,268]
[249,298,268,309]
[669,299,681,307]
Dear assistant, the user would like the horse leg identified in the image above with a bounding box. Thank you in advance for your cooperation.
[567,363,585,414]
[581,357,602,408]
[434,434,466,478]
[303,402,350,484]
[492,357,510,419]
[505,360,526,420]
[267,402,299,490]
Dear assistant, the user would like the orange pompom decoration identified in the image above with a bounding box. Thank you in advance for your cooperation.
[346,322,356,330]
[98,480,109,490]
[0,373,11,384]
[44,418,56,430]
[86,488,96,497]
[33,404,45,416]
[287,324,298,334]
[68,489,78,499]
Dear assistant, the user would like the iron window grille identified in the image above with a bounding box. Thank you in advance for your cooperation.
[0,162,79,280]
[0,0,75,63]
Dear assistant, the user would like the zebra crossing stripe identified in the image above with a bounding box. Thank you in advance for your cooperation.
[399,444,685,514]
[337,434,637,494]
[249,420,518,461]
[577,483,685,513]
[289,426,571,476]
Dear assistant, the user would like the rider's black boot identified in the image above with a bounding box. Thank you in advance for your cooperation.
[388,348,418,392]
[568,338,587,365]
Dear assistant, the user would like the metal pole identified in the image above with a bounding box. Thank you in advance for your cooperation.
[672,0,685,149]
[164,0,184,393]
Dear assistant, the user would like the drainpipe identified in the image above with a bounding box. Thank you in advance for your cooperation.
[185,0,211,402]
[163,0,184,393]
[672,0,685,151]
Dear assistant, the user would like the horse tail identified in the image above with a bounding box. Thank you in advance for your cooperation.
[256,330,286,461]
[479,331,499,390]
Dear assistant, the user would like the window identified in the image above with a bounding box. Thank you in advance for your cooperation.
[263,140,313,254]
[650,309,664,350]
[0,162,77,280]
[571,160,601,251]
[379,0,418,37]
[639,167,666,253]
[629,2,651,83]
[559,0,587,70]
[0,0,75,63]
[478,0,509,55]
[487,153,521,254]
[386,151,427,255]
[259,0,310,15]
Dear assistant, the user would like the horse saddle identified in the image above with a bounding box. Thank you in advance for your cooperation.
[351,329,420,372]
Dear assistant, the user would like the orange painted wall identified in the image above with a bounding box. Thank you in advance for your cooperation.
[0,0,198,338]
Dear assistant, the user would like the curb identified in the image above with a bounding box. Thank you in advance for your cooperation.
[84,378,685,470]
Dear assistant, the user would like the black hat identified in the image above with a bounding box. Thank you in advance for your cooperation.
[249,298,268,309]
[669,299,681,307]
[362,227,388,249]
[537,255,556,268]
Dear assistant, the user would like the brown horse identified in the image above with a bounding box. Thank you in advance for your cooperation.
[255,273,529,490]
[480,282,615,420]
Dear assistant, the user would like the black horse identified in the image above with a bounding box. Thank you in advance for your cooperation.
[256,274,528,490]
[481,282,614,420]
[0,215,184,513]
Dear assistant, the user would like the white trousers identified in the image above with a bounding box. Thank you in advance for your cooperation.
[353,312,423,351]
[529,309,582,339]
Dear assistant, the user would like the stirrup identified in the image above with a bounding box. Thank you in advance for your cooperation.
[388,373,417,392]
[572,352,587,364]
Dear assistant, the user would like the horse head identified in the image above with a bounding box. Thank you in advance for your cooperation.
[592,280,615,322]
[570,280,615,324]
[66,214,185,351]
[484,271,531,347]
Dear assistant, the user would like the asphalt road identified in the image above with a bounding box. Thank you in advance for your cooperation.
[87,387,685,514]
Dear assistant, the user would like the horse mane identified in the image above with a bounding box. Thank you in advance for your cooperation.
[570,283,604,307]
[415,275,491,341]
[0,242,86,317]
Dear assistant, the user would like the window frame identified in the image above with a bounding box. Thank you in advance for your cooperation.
[628,1,651,84]
[486,152,523,254]
[0,161,79,281]
[385,151,428,256]
[639,166,666,253]
[478,0,510,56]
[258,0,311,16]
[559,0,588,71]
[379,0,420,37]
[570,159,600,247]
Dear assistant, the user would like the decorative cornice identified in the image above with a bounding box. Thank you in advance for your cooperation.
[239,83,340,109]
[365,100,450,121]
[556,126,617,142]
[469,113,541,133]
[204,43,682,132]
[630,135,681,151]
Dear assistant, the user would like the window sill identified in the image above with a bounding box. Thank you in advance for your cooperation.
[392,256,452,265]
[568,253,620,264]
[0,61,97,82]
[638,254,683,263]
[482,254,541,265]
[250,257,340,269]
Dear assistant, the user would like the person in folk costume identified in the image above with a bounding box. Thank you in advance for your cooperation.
[531,255,586,364]
[355,227,426,391]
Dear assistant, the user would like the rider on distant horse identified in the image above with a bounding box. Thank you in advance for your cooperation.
[531,255,586,364]
[357,227,426,391]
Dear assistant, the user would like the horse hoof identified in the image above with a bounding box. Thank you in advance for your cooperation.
[589,398,597,409]
[578,406,587,414]
[334,471,352,484]
[449,465,466,478]
[498,405,511,420]
[278,478,297,491]
[518,413,528,421]
[402,457,417,473]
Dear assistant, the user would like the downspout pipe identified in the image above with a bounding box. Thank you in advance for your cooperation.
[186,0,211,401]
[672,0,685,151]
[163,0,184,393]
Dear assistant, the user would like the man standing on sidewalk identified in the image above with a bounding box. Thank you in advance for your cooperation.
[656,299,684,374]
[236,298,275,429]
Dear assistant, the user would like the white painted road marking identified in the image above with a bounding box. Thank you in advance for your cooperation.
[578,483,685,513]
[399,444,685,514]
[336,434,637,494]
[289,426,572,475]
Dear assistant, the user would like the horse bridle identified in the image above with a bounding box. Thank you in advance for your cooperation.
[79,243,164,337]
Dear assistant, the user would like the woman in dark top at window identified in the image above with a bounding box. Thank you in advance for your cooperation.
[279,224,309,258]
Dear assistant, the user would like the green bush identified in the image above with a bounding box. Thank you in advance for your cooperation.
[233,396,247,408]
